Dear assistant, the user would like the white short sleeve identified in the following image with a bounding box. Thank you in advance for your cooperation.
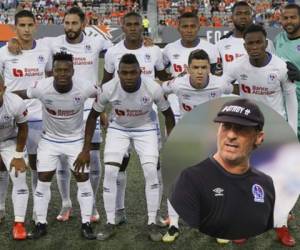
[14,95,28,124]
[92,87,109,113]
[27,80,43,99]
[153,85,170,112]
[104,48,115,74]
[154,47,166,71]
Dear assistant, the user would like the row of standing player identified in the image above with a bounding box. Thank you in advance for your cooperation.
[1,1,300,246]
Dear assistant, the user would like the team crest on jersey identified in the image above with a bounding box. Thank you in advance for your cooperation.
[37,55,45,64]
[252,184,264,203]
[224,44,231,50]
[268,73,277,84]
[141,96,150,105]
[144,54,151,63]
[210,92,217,98]
[85,44,92,53]
[3,115,10,121]
[172,54,180,59]
[240,74,248,80]
[73,96,82,105]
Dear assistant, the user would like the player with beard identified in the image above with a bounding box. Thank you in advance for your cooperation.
[216,1,275,75]
[8,7,113,223]
[273,3,300,247]
[0,10,52,225]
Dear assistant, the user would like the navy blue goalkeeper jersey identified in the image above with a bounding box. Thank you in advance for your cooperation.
[170,156,275,239]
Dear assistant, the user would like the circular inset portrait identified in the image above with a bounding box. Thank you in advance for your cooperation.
[162,96,299,240]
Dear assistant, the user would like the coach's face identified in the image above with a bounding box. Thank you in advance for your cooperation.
[216,123,264,168]
[15,17,36,43]
[188,59,210,89]
[122,16,143,41]
[64,14,84,41]
[53,60,74,86]
[232,5,252,32]
[178,17,199,43]
[118,63,141,92]
[281,8,300,35]
[244,31,268,60]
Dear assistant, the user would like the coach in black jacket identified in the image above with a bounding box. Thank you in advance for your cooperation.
[170,98,275,239]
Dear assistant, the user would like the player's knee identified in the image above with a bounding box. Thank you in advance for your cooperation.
[28,154,37,170]
[142,162,159,186]
[104,163,120,182]
[38,171,55,182]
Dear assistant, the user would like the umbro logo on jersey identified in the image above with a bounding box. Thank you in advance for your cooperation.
[45,99,53,105]
[224,45,231,50]
[240,74,248,80]
[182,94,191,100]
[60,47,68,52]
[172,54,180,59]
[213,187,224,197]
[112,100,122,106]
[10,58,19,64]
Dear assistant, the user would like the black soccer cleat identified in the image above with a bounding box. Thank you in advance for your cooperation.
[27,222,47,239]
[81,222,96,240]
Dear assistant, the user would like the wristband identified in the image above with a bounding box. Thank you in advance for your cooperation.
[13,151,24,159]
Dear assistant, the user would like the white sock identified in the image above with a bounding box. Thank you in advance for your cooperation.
[10,171,29,222]
[103,164,119,224]
[116,171,126,211]
[31,169,38,216]
[77,180,93,223]
[89,150,101,207]
[30,169,38,194]
[157,167,163,211]
[0,171,9,211]
[142,162,159,225]
[34,180,51,224]
[56,157,72,208]
[167,200,179,228]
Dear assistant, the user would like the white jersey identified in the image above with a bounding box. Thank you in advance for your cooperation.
[162,74,233,118]
[0,40,52,121]
[216,34,275,73]
[221,54,296,122]
[93,76,170,128]
[43,34,113,85]
[104,40,165,79]
[163,39,218,76]
[27,77,97,142]
[0,92,28,142]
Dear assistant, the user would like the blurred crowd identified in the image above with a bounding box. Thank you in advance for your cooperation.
[0,0,140,25]
[158,0,292,28]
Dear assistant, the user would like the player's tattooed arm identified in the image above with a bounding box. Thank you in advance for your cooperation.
[101,69,114,85]
[162,107,175,136]
[10,121,28,177]
[7,37,22,55]
[74,108,100,173]
[155,69,173,81]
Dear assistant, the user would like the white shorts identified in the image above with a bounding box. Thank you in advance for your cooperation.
[37,138,89,173]
[0,139,28,170]
[27,121,43,155]
[104,125,159,165]
[168,94,181,123]
[84,98,102,144]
